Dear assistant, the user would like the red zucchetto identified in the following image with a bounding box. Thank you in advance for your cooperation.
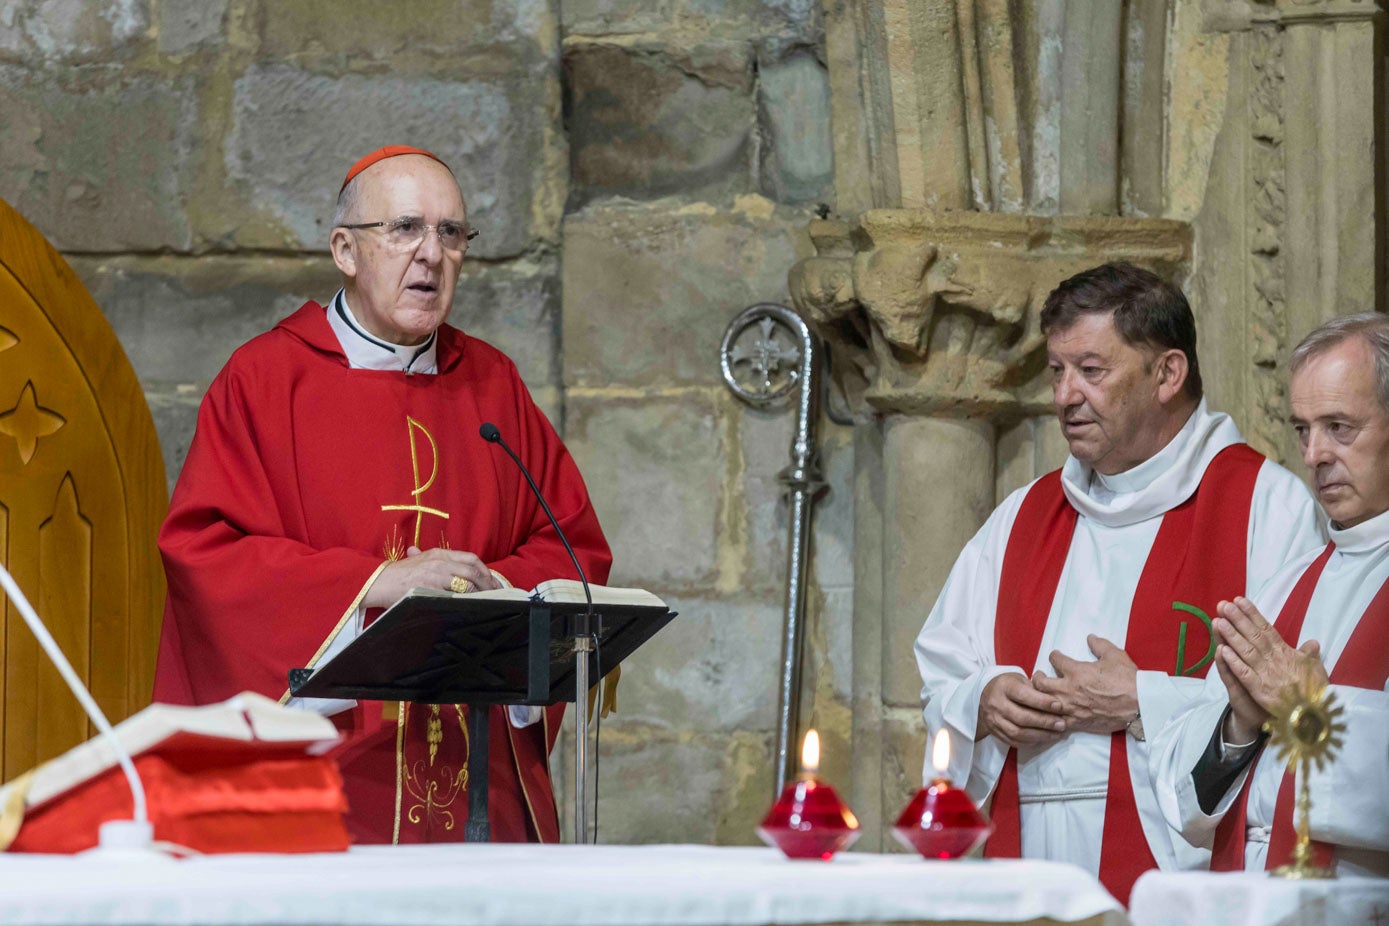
[339,145,449,193]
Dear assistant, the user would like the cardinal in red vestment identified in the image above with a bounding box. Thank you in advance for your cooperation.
[154,145,612,844]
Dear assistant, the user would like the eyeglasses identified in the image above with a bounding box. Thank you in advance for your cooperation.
[338,217,478,253]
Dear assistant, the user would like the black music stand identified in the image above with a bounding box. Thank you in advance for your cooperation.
[288,591,675,842]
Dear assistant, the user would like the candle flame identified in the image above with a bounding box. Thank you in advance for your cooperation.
[802,729,820,774]
[931,729,951,775]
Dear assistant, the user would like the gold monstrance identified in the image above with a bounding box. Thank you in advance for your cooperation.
[1264,669,1346,879]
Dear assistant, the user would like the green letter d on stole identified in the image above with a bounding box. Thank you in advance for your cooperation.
[1171,602,1217,676]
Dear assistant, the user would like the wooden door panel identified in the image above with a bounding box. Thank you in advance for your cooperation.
[0,198,166,781]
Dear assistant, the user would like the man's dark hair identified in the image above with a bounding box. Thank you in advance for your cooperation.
[1040,261,1203,401]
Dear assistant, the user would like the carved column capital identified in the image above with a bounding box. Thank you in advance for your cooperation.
[1205,0,1384,32]
[790,211,1191,419]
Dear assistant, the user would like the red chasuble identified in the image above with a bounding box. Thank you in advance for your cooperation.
[154,302,612,844]
[1210,544,1389,871]
[986,444,1264,905]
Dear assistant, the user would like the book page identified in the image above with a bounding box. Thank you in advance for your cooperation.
[530,580,667,609]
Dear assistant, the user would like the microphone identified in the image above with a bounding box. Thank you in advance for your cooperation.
[480,421,602,845]
[478,422,593,616]
[0,562,155,853]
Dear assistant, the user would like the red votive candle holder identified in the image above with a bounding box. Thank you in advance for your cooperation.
[757,730,860,860]
[893,776,993,859]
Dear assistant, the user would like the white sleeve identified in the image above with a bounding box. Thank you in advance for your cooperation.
[1307,685,1389,851]
[1245,461,1326,594]
[914,486,1031,799]
[1135,671,1207,759]
[508,705,542,728]
[1149,674,1244,850]
[284,606,363,718]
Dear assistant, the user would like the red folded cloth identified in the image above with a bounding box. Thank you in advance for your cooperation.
[1,694,350,854]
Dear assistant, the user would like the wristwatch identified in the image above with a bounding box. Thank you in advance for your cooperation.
[1126,711,1145,742]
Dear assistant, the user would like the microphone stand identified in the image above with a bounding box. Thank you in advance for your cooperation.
[480,423,597,845]
[573,615,593,845]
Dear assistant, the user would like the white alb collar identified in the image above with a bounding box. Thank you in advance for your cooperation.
[1328,505,1389,555]
[326,290,438,374]
[1060,399,1245,527]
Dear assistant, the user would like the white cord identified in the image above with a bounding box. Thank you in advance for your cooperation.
[0,562,149,830]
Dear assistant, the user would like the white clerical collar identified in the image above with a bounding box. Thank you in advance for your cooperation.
[1328,505,1389,555]
[1060,399,1244,527]
[326,290,437,374]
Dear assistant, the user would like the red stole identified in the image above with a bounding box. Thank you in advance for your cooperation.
[986,444,1264,905]
[1210,543,1389,871]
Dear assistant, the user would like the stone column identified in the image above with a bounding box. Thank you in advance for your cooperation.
[1198,0,1386,464]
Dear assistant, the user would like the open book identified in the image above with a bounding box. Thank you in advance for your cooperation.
[417,579,666,609]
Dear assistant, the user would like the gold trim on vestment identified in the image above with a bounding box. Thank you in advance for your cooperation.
[393,701,406,844]
[277,559,390,706]
[0,770,37,851]
[508,709,545,842]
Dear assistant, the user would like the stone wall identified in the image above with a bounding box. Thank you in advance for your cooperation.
[0,0,847,844]
[555,0,850,843]
[2,0,571,490]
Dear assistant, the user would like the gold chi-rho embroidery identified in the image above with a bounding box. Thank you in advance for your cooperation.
[380,416,450,547]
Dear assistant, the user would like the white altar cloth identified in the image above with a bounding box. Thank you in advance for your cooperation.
[0,844,1123,926]
[1129,870,1389,926]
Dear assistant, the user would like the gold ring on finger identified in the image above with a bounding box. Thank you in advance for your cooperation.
[449,576,474,594]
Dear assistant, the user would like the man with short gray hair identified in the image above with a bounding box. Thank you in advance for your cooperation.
[1154,312,1389,877]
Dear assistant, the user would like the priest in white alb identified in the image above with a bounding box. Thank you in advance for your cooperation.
[914,262,1323,904]
[1153,313,1389,877]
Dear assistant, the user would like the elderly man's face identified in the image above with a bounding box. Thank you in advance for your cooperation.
[1290,338,1389,528]
[1047,312,1184,475]
[332,155,466,346]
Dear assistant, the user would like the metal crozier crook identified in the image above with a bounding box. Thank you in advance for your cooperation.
[720,303,826,797]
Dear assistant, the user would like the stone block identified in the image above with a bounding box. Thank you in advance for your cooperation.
[144,385,203,492]
[564,42,755,204]
[811,422,853,590]
[0,0,147,62]
[562,199,810,389]
[614,596,782,735]
[757,50,833,205]
[157,0,226,54]
[258,0,553,60]
[811,586,854,703]
[564,393,723,590]
[0,68,197,251]
[735,405,793,595]
[223,64,552,257]
[713,730,776,845]
[451,261,559,392]
[69,256,340,386]
[562,0,819,44]
[588,726,771,845]
[995,414,1069,502]
[735,410,852,595]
